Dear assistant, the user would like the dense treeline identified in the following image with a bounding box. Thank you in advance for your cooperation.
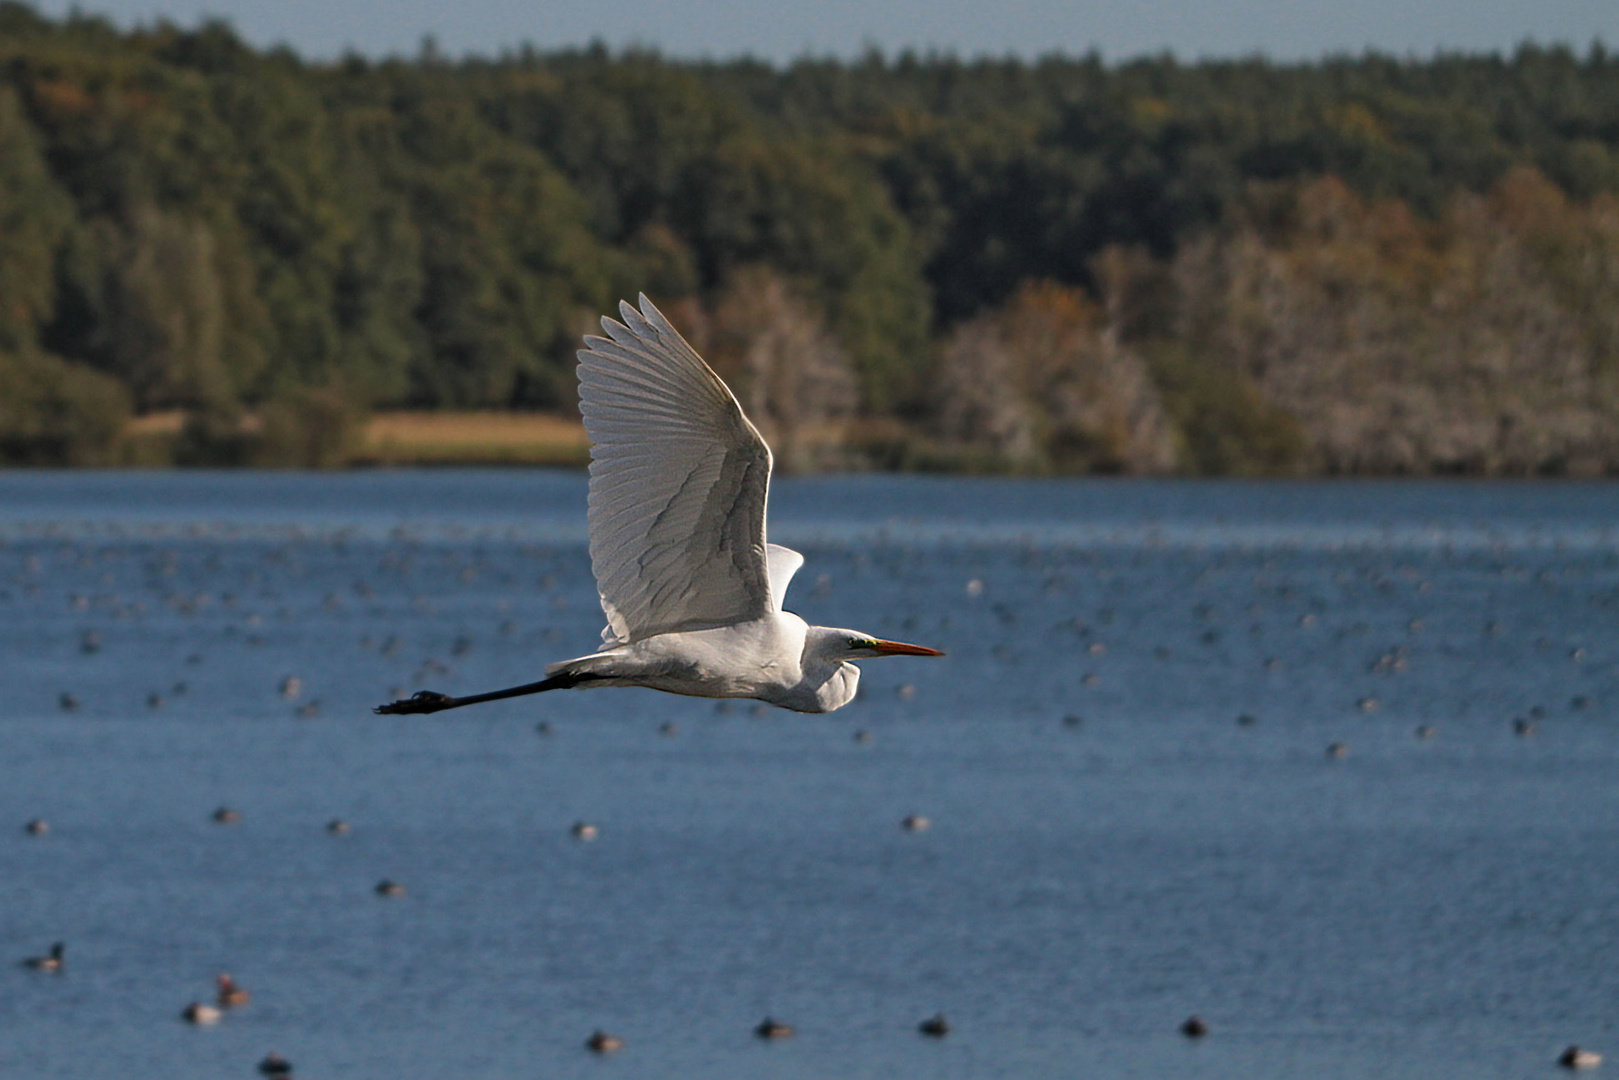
[1,3,1618,471]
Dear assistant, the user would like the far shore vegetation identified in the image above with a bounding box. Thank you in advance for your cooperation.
[121,410,591,467]
[2,4,1619,474]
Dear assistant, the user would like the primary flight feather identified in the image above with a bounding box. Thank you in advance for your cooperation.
[376,295,941,718]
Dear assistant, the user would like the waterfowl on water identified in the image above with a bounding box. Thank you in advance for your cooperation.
[754,1017,794,1039]
[257,1051,293,1076]
[24,818,48,836]
[1560,1046,1602,1070]
[182,1001,222,1025]
[375,879,405,897]
[1181,1015,1209,1038]
[571,822,599,841]
[918,1013,950,1037]
[217,973,250,1008]
[212,806,241,825]
[22,942,64,972]
[586,1030,624,1054]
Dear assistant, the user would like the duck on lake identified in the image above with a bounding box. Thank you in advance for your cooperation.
[586,1030,624,1054]
[217,973,250,1008]
[182,1001,222,1025]
[257,1051,293,1076]
[1560,1046,1602,1069]
[22,942,64,972]
[754,1017,794,1039]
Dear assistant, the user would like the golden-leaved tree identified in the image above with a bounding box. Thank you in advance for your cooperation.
[933,281,1178,472]
[702,266,858,472]
[1168,170,1619,474]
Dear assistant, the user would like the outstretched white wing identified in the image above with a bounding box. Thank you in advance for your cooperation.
[577,295,777,645]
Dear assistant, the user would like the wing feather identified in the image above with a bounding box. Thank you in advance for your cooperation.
[578,295,780,645]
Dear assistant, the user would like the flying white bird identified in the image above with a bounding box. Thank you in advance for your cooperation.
[376,295,941,717]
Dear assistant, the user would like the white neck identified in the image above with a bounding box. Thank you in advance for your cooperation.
[797,624,863,712]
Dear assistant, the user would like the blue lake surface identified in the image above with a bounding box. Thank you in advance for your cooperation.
[1,471,1616,1079]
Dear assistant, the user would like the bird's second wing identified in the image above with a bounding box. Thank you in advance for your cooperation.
[578,295,774,645]
[766,543,804,611]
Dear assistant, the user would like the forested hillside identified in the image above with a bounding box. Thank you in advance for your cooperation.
[1,3,1617,472]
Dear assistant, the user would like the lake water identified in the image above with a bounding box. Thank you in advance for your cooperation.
[1,471,1616,1080]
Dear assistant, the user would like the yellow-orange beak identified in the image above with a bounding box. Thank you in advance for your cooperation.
[870,639,945,657]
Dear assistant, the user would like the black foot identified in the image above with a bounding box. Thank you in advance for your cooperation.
[374,690,455,715]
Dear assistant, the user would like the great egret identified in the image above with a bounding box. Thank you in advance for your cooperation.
[376,295,941,717]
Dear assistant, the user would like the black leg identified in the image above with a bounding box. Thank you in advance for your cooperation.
[373,690,462,715]
[373,673,598,715]
[370,670,605,712]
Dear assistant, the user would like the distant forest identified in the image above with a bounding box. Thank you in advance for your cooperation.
[2,3,1619,473]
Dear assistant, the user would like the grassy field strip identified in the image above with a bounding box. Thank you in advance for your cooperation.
[119,410,592,467]
[361,411,590,466]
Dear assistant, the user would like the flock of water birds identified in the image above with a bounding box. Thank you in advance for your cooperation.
[11,521,1612,1072]
[15,787,974,1075]
[9,297,1616,1077]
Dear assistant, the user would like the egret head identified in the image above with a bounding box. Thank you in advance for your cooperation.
[792,627,942,713]
[820,628,945,662]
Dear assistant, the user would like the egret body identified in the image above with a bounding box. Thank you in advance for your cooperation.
[377,296,940,718]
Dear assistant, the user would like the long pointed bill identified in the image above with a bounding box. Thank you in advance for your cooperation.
[870,639,945,657]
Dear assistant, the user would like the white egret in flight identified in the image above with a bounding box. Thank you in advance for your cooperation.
[376,296,942,717]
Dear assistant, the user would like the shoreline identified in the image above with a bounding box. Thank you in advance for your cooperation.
[79,410,1619,478]
[121,410,594,469]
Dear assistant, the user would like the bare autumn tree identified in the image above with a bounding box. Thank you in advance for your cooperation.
[934,316,1039,464]
[707,266,857,472]
[935,281,1177,472]
[1168,171,1619,474]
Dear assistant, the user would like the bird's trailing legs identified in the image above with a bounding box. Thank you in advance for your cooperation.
[374,672,601,715]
